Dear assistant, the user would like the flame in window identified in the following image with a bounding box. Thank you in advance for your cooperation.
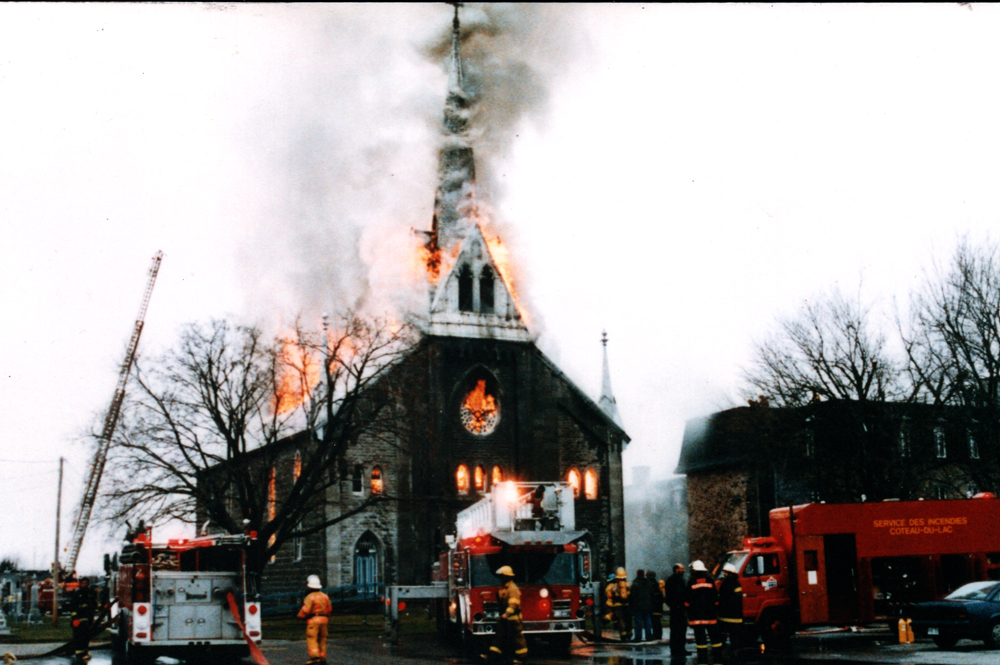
[371,466,384,495]
[567,469,581,498]
[456,464,470,495]
[584,469,598,500]
[461,380,499,435]
[474,466,485,492]
[492,466,503,486]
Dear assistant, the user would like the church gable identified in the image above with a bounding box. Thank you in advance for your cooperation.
[426,224,531,342]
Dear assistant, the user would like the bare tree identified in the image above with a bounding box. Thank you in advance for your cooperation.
[101,313,416,576]
[743,288,900,406]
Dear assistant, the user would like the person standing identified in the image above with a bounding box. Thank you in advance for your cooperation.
[630,569,652,642]
[606,567,630,642]
[648,571,664,641]
[68,577,98,662]
[684,561,722,665]
[664,563,688,658]
[717,563,744,658]
[297,575,332,665]
[488,566,528,664]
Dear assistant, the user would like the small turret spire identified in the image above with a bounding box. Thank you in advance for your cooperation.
[599,331,622,426]
[448,2,464,94]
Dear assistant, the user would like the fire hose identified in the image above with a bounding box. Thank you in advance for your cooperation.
[226,592,270,665]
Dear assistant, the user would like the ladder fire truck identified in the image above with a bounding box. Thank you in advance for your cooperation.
[108,528,261,662]
[426,481,595,653]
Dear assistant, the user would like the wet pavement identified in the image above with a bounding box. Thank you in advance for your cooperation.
[2,632,999,665]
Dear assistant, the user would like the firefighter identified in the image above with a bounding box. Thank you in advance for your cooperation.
[68,577,97,662]
[297,575,332,665]
[605,567,630,641]
[648,570,664,641]
[665,563,688,658]
[487,566,527,664]
[717,563,744,659]
[630,569,652,642]
[684,560,722,665]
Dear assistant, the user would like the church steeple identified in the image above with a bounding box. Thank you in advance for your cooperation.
[432,2,476,253]
[599,331,623,426]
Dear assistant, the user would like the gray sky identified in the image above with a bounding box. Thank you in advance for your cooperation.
[2,3,999,573]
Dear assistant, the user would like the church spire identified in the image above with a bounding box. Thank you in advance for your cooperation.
[599,331,622,426]
[432,2,476,253]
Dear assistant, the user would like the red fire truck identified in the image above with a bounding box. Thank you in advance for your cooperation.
[721,495,1000,643]
[108,529,261,662]
[431,481,595,653]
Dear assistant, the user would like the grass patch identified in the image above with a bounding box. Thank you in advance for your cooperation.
[0,616,110,644]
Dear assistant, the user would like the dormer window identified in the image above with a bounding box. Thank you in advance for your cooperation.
[480,266,495,314]
[458,264,474,312]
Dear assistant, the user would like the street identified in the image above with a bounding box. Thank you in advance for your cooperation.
[5,631,1000,665]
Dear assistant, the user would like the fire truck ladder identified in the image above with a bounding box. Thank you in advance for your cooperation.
[65,251,163,573]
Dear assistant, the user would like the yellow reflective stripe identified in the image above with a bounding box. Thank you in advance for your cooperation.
[719,617,742,624]
[514,649,528,655]
[490,647,502,653]
[734,587,742,593]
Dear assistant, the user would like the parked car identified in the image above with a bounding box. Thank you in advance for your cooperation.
[910,581,1000,649]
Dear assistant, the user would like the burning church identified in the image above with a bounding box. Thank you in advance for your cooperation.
[258,7,629,593]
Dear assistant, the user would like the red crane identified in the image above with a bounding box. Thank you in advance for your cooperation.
[65,251,163,573]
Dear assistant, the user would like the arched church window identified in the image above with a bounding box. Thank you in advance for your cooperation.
[492,466,503,487]
[480,266,495,314]
[567,469,581,498]
[474,465,485,493]
[352,464,364,494]
[458,264,474,312]
[584,468,598,500]
[456,464,470,495]
[371,466,384,495]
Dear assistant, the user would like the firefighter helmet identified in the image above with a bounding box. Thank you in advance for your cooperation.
[615,567,627,579]
[723,563,738,575]
[691,560,707,572]
[307,574,322,589]
[496,566,515,578]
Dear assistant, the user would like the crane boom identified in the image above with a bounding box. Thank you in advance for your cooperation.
[65,251,163,573]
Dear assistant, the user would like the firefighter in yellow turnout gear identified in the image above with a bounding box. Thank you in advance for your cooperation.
[298,575,332,665]
[487,566,528,664]
[605,567,630,641]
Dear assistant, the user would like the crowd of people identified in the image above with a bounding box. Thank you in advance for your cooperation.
[605,560,743,665]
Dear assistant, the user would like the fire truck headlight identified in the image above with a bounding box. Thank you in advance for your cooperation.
[474,612,484,622]
[539,588,549,598]
[576,609,586,619]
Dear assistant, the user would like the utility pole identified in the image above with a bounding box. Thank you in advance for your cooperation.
[53,456,63,627]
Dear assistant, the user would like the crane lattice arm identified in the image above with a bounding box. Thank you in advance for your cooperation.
[65,251,163,573]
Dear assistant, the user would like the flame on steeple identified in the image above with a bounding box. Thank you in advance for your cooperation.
[431,2,477,256]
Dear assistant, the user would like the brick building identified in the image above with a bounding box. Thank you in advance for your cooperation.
[253,10,629,594]
[676,399,997,570]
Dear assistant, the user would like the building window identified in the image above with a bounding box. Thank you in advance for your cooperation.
[935,423,947,459]
[491,466,503,487]
[480,266,495,314]
[352,465,364,494]
[456,464,470,495]
[458,264,473,312]
[803,416,815,458]
[268,467,276,560]
[474,465,485,493]
[371,466,384,495]
[584,468,598,500]
[968,429,980,460]
[293,453,303,562]
[567,469,581,498]
[899,420,911,458]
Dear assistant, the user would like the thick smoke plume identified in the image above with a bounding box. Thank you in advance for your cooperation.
[236,4,585,333]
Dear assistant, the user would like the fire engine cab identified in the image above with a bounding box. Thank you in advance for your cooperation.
[108,529,261,662]
[431,481,594,653]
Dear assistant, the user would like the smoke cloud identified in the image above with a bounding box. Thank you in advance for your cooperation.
[236,4,586,333]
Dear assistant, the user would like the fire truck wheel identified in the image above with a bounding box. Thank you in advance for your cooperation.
[125,639,150,665]
[758,610,793,648]
[985,620,1000,649]
[932,633,958,650]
